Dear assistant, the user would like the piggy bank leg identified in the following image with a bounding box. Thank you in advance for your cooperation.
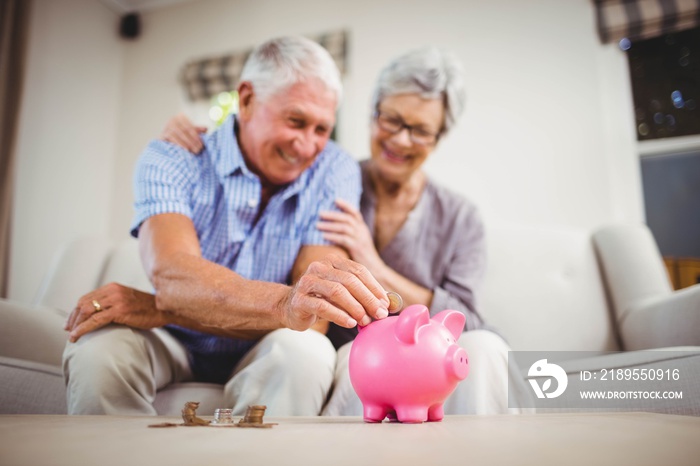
[363,404,389,423]
[395,406,429,423]
[386,410,399,423]
[427,404,445,422]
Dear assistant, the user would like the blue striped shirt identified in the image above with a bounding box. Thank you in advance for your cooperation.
[131,115,361,382]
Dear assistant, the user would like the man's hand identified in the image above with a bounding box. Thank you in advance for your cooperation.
[160,113,207,154]
[64,283,168,343]
[278,255,390,331]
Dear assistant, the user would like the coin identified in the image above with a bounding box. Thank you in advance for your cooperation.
[387,291,403,312]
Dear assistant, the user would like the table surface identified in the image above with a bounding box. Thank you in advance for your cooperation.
[1,413,699,466]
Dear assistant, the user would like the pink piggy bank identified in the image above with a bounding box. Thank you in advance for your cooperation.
[349,304,469,423]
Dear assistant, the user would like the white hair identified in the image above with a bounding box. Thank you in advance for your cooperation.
[240,36,342,106]
[371,46,466,134]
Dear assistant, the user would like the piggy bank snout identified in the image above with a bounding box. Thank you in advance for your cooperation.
[446,345,469,380]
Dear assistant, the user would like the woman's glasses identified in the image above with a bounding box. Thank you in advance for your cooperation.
[374,111,440,146]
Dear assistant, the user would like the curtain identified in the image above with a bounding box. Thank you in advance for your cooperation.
[181,30,348,101]
[0,0,31,298]
[594,0,700,43]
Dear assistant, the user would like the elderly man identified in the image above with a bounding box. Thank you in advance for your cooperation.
[62,36,390,416]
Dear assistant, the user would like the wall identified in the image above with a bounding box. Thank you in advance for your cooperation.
[111,0,642,234]
[9,0,123,302]
[8,0,643,302]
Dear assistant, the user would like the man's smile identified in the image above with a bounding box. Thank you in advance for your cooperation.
[279,148,302,166]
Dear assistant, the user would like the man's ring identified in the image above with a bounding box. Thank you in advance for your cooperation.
[92,300,102,312]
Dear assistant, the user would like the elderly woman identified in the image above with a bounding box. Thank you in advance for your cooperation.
[162,47,530,416]
[317,47,529,416]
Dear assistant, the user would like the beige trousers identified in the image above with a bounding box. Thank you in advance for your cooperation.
[63,325,336,416]
[322,329,534,416]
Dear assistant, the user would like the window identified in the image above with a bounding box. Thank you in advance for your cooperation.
[624,26,700,141]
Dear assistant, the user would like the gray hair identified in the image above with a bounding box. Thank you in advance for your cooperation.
[371,47,466,134]
[240,36,342,106]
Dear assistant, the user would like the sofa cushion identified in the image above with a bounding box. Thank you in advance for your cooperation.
[0,299,68,367]
[482,223,619,353]
[0,356,67,414]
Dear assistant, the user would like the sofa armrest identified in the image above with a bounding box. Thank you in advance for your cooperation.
[620,284,700,351]
[0,299,68,367]
[593,224,672,322]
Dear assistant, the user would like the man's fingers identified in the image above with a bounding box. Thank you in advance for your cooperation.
[64,311,75,331]
[291,292,358,329]
[64,304,79,330]
[285,257,391,332]
[69,312,112,343]
[327,255,388,309]
[66,299,95,332]
[67,309,85,331]
[297,271,370,325]
[67,296,93,330]
[312,299,359,328]
[308,257,388,321]
[66,291,112,332]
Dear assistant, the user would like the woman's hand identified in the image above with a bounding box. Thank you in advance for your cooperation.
[317,199,386,278]
[160,113,207,154]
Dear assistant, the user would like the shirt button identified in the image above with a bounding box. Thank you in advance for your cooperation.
[247,198,258,208]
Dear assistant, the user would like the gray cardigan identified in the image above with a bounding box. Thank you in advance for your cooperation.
[360,160,485,330]
[326,161,486,349]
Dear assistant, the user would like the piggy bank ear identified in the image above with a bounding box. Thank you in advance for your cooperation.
[395,304,430,344]
[432,310,465,340]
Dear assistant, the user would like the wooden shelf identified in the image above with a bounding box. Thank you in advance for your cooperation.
[663,257,700,290]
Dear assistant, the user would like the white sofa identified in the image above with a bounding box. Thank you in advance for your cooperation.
[1,223,699,415]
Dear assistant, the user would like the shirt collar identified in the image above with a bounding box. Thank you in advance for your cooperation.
[209,115,250,180]
[279,161,312,201]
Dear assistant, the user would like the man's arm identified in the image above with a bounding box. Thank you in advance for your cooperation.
[140,213,292,332]
[64,282,271,342]
[65,213,284,341]
[145,214,389,330]
[66,213,389,341]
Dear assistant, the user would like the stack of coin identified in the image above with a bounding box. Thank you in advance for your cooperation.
[240,405,267,425]
[213,408,234,425]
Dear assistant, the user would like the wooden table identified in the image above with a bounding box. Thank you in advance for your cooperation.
[1,413,699,465]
